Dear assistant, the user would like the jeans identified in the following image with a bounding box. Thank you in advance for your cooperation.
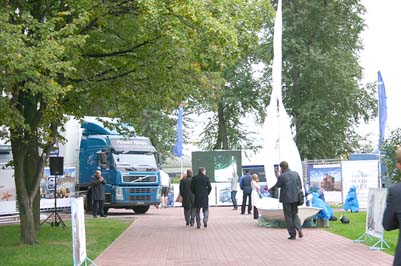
[231,190,238,209]
[184,207,195,225]
[195,207,209,226]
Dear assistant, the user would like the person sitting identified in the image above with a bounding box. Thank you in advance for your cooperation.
[343,185,359,212]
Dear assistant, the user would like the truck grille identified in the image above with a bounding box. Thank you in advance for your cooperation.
[126,187,155,193]
[122,175,157,183]
[128,195,151,201]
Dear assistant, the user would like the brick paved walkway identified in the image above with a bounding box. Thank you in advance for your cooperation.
[94,207,393,266]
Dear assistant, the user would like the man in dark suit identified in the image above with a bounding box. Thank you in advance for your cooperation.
[91,170,106,218]
[191,167,212,229]
[240,170,252,215]
[382,147,401,266]
[270,161,303,240]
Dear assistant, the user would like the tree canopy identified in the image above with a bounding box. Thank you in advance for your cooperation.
[259,0,377,159]
[0,0,273,244]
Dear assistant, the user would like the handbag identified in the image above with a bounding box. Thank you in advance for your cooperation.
[175,194,183,203]
[298,191,304,206]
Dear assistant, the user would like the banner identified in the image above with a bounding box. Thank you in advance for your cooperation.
[341,160,379,209]
[71,198,87,266]
[173,106,183,157]
[0,168,17,214]
[378,71,387,145]
[366,188,387,239]
[307,163,342,203]
[40,167,76,209]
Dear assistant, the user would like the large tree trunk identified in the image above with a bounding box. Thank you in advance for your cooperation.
[12,148,39,245]
[11,124,49,244]
[214,101,229,150]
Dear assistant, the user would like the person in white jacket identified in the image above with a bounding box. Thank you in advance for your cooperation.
[251,174,261,220]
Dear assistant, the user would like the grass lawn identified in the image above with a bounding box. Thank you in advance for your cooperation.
[0,217,132,266]
[325,211,397,256]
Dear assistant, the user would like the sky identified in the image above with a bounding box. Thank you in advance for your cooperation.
[359,0,401,142]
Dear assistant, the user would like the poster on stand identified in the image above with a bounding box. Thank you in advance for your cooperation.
[70,197,87,266]
[366,188,387,239]
[341,160,379,209]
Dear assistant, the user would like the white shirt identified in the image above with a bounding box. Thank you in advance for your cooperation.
[160,170,170,187]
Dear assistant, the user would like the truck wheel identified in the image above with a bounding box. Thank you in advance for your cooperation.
[132,206,150,214]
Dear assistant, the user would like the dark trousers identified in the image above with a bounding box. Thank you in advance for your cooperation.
[231,191,238,209]
[283,202,302,237]
[92,200,104,217]
[241,192,252,214]
[195,207,209,226]
[184,207,195,225]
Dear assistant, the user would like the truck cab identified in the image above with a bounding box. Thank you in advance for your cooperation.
[78,119,161,214]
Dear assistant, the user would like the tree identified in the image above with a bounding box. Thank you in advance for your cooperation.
[381,128,401,183]
[0,1,92,244]
[0,1,262,244]
[192,0,274,151]
[198,59,270,151]
[260,0,377,159]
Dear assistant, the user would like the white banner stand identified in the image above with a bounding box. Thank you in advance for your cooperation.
[354,188,390,250]
[71,197,96,266]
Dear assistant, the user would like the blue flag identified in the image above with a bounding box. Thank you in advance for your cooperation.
[378,71,387,145]
[173,106,183,157]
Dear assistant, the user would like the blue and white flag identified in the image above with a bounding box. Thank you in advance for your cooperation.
[173,105,183,157]
[378,71,387,145]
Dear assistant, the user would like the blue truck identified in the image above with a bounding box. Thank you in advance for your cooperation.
[65,117,161,214]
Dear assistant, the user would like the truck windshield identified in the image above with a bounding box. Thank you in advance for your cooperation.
[114,153,157,170]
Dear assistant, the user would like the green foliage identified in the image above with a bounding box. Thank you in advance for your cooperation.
[260,0,377,159]
[1,0,268,243]
[194,0,274,151]
[0,218,131,266]
[381,128,401,182]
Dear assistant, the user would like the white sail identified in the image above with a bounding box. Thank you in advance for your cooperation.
[263,0,303,190]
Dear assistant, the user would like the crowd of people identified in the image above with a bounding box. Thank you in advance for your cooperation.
[171,161,304,240]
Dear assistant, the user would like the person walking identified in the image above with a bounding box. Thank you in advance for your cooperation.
[240,170,252,215]
[160,169,170,208]
[251,174,261,220]
[383,147,401,266]
[269,161,303,240]
[91,170,106,218]
[191,167,212,229]
[179,169,195,226]
[230,171,238,210]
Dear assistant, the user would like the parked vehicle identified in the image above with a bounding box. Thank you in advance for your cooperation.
[61,117,162,214]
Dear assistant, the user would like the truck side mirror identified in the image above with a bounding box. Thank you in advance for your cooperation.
[97,152,110,169]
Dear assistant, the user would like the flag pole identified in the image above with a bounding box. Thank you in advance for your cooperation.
[173,103,184,177]
[377,71,387,188]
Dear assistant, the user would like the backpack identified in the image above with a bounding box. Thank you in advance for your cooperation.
[339,215,350,224]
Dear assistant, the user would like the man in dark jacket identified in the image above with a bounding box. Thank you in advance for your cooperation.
[191,167,212,229]
[270,161,303,240]
[240,170,252,214]
[179,169,195,226]
[383,147,401,266]
[91,170,106,218]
